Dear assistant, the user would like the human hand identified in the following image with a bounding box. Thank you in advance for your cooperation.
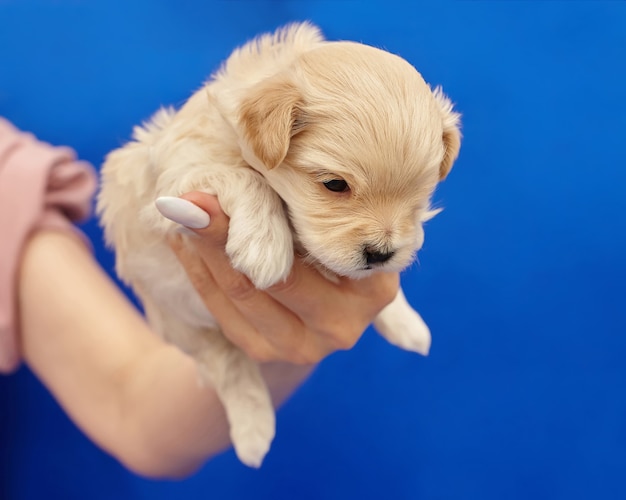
[158,192,400,365]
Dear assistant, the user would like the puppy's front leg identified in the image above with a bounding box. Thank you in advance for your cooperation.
[373,288,432,356]
[219,171,293,289]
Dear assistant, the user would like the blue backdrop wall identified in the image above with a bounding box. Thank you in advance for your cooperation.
[1,1,625,499]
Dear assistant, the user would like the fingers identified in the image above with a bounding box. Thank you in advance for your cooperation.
[264,261,344,325]
[174,191,228,245]
[167,232,277,362]
[168,192,312,362]
[160,192,400,365]
[154,195,212,229]
[340,271,400,309]
[267,261,399,335]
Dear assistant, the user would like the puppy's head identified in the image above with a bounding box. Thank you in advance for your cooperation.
[238,42,461,278]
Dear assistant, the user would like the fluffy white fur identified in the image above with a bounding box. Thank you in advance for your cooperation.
[97,22,461,468]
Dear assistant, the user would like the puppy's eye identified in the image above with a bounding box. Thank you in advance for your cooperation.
[323,179,350,193]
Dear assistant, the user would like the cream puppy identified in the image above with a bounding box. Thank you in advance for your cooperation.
[97,22,461,467]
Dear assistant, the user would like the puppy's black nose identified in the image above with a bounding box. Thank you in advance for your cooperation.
[364,248,395,265]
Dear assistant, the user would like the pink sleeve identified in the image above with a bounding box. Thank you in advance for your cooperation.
[0,118,97,374]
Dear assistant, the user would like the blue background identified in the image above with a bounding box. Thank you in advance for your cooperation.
[1,1,625,499]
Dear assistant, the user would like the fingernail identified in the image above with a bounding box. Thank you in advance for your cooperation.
[155,197,211,229]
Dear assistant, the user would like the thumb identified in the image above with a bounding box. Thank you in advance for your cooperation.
[155,192,230,246]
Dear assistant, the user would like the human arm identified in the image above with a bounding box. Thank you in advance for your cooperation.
[19,229,313,477]
[0,117,309,477]
[18,192,399,477]
[8,118,398,478]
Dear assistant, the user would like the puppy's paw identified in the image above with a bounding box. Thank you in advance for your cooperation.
[373,288,432,356]
[230,412,276,468]
[375,307,432,355]
[226,215,294,289]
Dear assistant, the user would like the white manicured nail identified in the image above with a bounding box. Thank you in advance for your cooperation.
[155,197,210,229]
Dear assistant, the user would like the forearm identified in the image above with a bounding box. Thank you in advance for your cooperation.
[120,344,313,477]
[19,230,312,477]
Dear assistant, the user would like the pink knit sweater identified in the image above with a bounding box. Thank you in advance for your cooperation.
[0,118,97,373]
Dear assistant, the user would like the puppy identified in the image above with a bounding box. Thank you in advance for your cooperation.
[97,22,461,467]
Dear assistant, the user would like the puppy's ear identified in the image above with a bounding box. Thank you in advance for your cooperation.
[433,86,461,180]
[239,77,306,170]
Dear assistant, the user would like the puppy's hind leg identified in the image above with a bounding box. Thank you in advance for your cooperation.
[140,268,276,467]
[373,288,432,356]
[193,337,276,468]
